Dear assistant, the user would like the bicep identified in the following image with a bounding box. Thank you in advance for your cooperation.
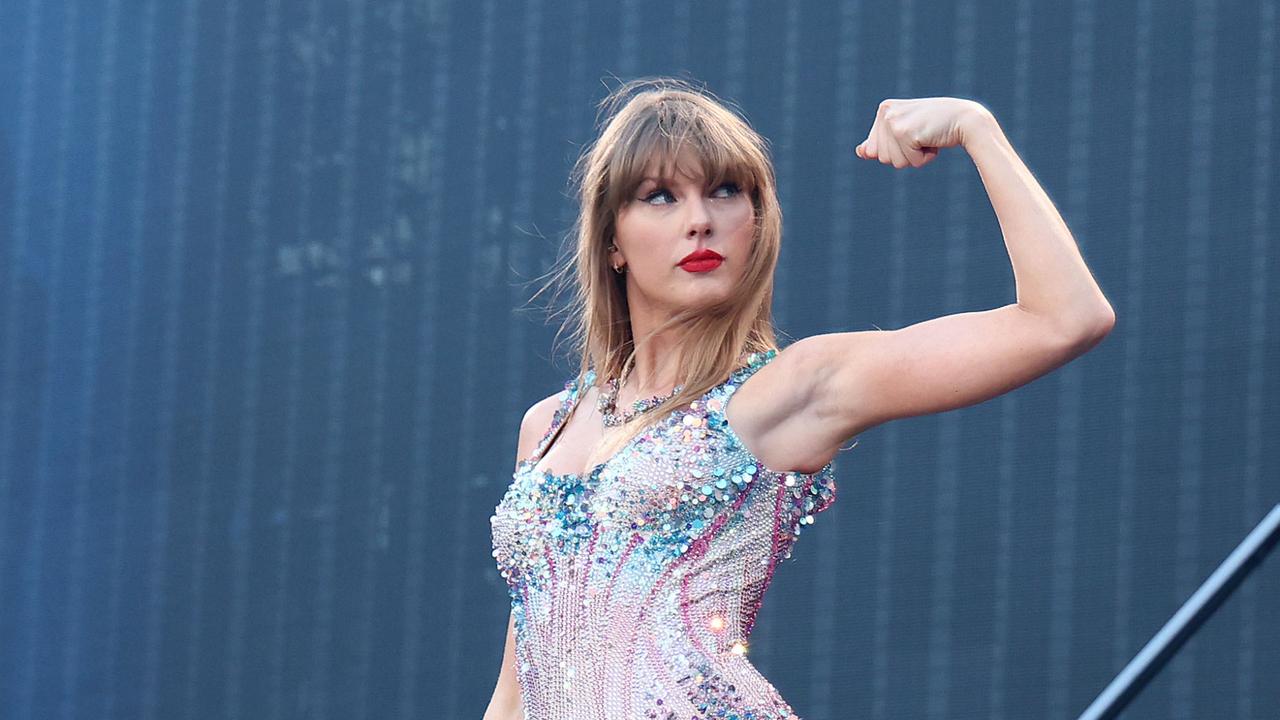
[802,303,1113,438]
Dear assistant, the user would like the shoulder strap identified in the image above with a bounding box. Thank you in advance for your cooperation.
[528,369,596,465]
[722,348,779,389]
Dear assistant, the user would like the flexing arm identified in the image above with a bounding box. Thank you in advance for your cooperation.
[730,101,1114,472]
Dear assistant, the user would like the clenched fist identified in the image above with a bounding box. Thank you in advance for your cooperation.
[854,97,992,169]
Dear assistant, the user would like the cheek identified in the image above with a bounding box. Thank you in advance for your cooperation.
[718,200,755,234]
[722,205,756,254]
[727,206,758,276]
[617,211,668,243]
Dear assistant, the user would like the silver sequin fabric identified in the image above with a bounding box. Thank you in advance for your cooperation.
[490,350,838,719]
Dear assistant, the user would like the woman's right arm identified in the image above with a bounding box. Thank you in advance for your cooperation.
[484,393,560,719]
[483,610,523,720]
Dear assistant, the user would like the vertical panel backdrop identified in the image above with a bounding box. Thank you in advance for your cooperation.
[0,1,1277,718]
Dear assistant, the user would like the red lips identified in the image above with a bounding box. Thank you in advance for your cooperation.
[678,248,723,266]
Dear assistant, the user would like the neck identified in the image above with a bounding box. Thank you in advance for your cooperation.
[621,303,688,397]
[622,339,683,400]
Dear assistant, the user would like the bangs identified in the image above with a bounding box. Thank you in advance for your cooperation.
[600,99,763,211]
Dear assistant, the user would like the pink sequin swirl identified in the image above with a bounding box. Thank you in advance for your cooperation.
[490,350,837,719]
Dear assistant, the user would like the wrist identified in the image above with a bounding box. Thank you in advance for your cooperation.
[958,102,1000,150]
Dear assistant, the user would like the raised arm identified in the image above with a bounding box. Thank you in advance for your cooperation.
[731,99,1114,473]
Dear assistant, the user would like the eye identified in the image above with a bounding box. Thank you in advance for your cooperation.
[641,183,741,205]
[712,182,741,198]
[645,188,675,204]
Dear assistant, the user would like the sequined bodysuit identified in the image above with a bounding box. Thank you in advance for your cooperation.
[490,350,838,719]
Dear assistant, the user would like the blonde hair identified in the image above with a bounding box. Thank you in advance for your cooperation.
[536,76,786,466]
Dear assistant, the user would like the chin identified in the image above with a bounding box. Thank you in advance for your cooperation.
[684,284,733,308]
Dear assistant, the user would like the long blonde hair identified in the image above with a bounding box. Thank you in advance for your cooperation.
[536,76,786,466]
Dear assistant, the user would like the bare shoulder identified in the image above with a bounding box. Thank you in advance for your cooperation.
[516,390,566,464]
[722,339,849,475]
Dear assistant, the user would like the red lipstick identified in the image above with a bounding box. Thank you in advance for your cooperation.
[678,249,723,273]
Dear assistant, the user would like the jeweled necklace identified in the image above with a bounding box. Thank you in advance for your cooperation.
[596,356,684,427]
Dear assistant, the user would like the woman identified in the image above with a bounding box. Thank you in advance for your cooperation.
[486,77,1114,719]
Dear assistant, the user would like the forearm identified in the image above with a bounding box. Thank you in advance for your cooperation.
[484,610,524,719]
[960,107,1115,334]
[482,697,521,720]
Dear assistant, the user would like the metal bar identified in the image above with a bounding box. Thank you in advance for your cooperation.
[1078,503,1280,720]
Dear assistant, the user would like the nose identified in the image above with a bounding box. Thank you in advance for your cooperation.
[685,195,712,238]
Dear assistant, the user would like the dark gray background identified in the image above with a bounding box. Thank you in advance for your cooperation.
[0,0,1277,718]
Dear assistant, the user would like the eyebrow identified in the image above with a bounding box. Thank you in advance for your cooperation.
[639,174,709,185]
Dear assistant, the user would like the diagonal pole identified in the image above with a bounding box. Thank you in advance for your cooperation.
[1078,503,1280,720]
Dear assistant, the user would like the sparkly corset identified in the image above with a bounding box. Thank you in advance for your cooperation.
[490,350,837,719]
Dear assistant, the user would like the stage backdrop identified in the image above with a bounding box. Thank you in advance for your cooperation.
[0,1,1277,718]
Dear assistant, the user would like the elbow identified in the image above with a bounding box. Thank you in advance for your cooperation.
[1080,303,1116,338]
[1029,295,1115,351]
[1089,303,1117,338]
[1055,304,1116,354]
